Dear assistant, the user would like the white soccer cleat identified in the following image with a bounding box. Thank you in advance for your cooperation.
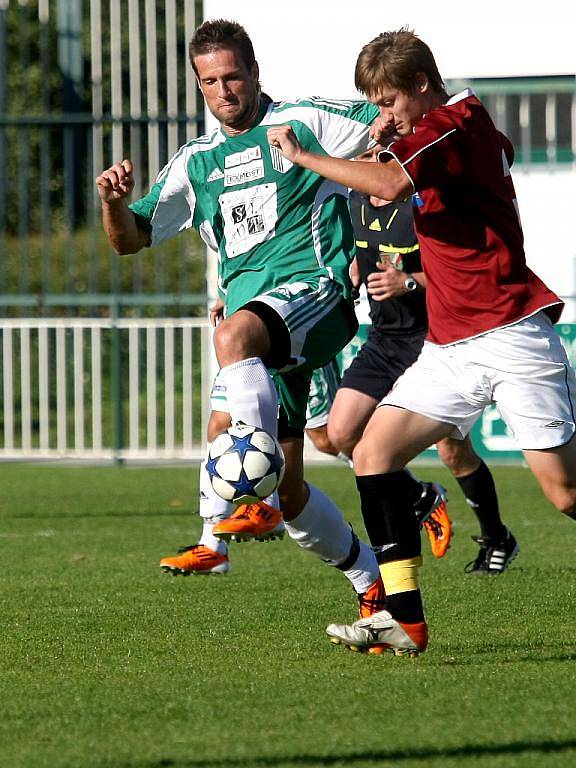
[326,609,428,657]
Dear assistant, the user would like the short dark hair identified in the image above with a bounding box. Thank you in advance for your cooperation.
[189,19,256,75]
[355,28,444,98]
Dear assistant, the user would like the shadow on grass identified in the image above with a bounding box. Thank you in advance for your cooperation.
[110,738,576,767]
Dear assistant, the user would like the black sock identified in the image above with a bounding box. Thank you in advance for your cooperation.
[387,591,425,623]
[456,461,506,540]
[355,471,421,560]
[355,473,425,624]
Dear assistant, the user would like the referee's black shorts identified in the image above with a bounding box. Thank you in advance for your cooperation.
[340,329,426,402]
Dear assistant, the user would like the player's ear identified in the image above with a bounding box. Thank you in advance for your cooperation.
[415,72,429,94]
[251,61,259,83]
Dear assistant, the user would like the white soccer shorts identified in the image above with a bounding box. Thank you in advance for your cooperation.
[380,311,576,450]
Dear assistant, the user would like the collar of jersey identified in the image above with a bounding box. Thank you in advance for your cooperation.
[446,88,474,105]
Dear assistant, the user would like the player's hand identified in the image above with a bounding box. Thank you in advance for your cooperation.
[370,115,397,145]
[209,298,225,327]
[96,160,135,202]
[267,125,304,164]
[366,261,408,301]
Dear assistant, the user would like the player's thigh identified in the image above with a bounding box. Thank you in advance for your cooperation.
[523,435,576,516]
[354,404,454,475]
[327,387,378,454]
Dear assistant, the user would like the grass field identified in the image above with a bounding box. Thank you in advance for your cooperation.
[1,463,575,768]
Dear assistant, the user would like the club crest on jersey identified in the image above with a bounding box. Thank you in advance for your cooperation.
[269,144,293,174]
[224,146,265,187]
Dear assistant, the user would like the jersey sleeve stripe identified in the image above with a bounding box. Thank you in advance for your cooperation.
[379,128,457,190]
[377,148,417,192]
[263,103,375,159]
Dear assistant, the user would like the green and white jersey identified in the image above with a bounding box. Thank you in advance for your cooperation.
[130,97,378,314]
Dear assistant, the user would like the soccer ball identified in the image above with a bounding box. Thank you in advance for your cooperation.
[206,423,285,504]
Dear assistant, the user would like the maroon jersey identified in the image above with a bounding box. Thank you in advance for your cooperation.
[379,90,562,345]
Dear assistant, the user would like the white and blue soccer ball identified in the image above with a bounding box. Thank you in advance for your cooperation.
[206,423,285,504]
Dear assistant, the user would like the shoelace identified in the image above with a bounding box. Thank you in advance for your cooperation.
[358,585,386,614]
[424,510,445,539]
[235,505,257,520]
[177,544,201,554]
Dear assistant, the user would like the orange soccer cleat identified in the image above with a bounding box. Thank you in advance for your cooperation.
[212,500,285,542]
[357,575,387,619]
[416,482,452,559]
[159,544,229,575]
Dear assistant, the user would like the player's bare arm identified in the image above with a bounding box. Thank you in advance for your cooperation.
[96,159,150,254]
[266,125,411,201]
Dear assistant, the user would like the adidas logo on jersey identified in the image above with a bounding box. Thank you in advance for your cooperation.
[207,167,224,183]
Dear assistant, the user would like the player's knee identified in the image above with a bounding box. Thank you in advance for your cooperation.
[212,319,243,361]
[213,315,268,365]
[436,437,479,476]
[352,435,396,475]
[552,487,576,519]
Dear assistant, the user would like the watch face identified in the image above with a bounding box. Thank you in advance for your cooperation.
[404,277,417,291]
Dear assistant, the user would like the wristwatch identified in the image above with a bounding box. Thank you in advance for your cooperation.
[404,275,418,292]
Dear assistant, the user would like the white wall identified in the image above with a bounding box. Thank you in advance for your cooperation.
[515,169,576,319]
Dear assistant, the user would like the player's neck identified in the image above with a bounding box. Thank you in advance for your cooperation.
[221,94,269,137]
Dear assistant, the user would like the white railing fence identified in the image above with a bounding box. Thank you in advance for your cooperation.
[0,318,214,461]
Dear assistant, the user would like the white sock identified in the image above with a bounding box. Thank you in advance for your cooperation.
[198,521,228,555]
[337,451,354,468]
[285,483,379,594]
[263,490,280,509]
[198,456,230,555]
[219,357,278,437]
